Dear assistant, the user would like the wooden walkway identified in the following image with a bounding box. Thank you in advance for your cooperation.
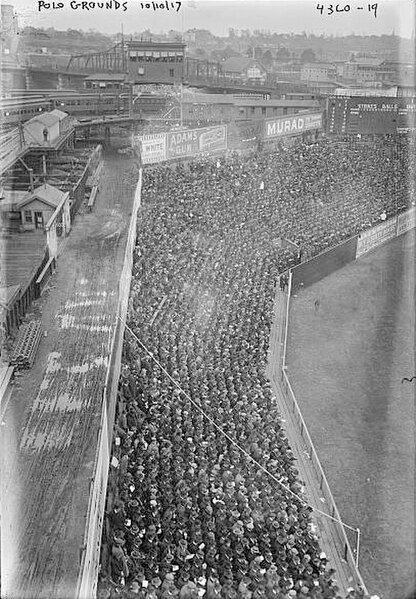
[0,154,139,599]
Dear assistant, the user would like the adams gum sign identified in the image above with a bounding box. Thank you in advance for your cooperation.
[264,112,322,140]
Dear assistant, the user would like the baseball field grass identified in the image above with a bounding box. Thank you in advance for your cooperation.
[287,231,415,599]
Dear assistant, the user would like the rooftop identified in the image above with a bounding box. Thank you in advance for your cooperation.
[1,184,66,210]
[25,110,68,127]
[84,73,126,81]
[222,56,266,74]
[0,230,47,288]
[126,40,186,49]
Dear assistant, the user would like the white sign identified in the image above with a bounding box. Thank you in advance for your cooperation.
[396,207,415,236]
[135,132,166,164]
[356,218,397,258]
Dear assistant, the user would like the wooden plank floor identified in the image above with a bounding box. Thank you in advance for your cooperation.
[0,155,140,599]
[0,230,47,288]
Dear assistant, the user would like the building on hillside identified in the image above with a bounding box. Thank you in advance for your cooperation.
[126,40,186,85]
[304,80,339,95]
[301,62,337,83]
[23,109,70,146]
[338,58,415,87]
[341,58,385,85]
[221,57,267,84]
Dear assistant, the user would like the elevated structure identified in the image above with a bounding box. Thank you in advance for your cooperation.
[67,41,127,74]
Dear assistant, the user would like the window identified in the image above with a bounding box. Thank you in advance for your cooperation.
[24,210,32,223]
[261,107,266,115]
[250,107,255,115]
[169,69,174,78]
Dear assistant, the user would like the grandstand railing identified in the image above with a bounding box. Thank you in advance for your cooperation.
[278,206,415,594]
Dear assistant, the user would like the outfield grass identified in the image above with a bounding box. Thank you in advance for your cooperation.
[287,231,415,599]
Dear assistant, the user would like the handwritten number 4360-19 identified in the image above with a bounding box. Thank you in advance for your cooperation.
[316,3,378,17]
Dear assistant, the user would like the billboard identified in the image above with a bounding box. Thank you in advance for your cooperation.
[397,207,416,236]
[327,96,416,135]
[166,125,227,159]
[264,112,322,140]
[135,132,166,164]
[356,218,397,258]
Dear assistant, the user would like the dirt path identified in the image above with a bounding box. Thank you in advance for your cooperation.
[0,152,139,599]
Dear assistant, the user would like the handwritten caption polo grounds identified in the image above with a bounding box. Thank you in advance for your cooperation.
[37,0,181,11]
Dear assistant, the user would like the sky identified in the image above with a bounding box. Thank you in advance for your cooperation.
[10,0,415,38]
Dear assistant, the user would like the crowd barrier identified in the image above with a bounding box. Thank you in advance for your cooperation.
[280,367,366,591]
[76,161,143,599]
[291,206,415,295]
[278,204,415,593]
[71,144,102,220]
[292,236,358,295]
[278,271,368,593]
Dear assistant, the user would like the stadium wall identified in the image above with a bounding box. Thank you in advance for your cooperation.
[291,236,358,294]
[76,163,143,599]
[279,206,415,593]
[291,206,415,295]
[270,275,368,593]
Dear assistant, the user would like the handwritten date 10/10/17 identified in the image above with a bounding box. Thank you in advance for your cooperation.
[317,3,378,17]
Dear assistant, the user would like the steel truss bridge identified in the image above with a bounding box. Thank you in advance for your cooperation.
[65,44,277,96]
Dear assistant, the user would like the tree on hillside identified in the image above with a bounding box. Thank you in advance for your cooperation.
[262,49,273,66]
[276,47,290,61]
[300,48,316,63]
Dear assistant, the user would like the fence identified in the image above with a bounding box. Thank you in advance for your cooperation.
[291,205,415,295]
[278,270,368,593]
[4,246,50,335]
[278,204,416,592]
[70,144,102,220]
[76,163,142,599]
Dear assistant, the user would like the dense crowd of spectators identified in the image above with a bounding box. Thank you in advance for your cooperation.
[99,136,412,598]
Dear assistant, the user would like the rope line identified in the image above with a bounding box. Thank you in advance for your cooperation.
[119,316,358,534]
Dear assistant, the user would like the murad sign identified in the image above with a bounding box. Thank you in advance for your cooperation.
[264,112,322,140]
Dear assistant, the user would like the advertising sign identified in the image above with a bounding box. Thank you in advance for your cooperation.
[264,112,322,140]
[356,218,397,258]
[135,133,166,164]
[166,125,227,159]
[396,207,415,236]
